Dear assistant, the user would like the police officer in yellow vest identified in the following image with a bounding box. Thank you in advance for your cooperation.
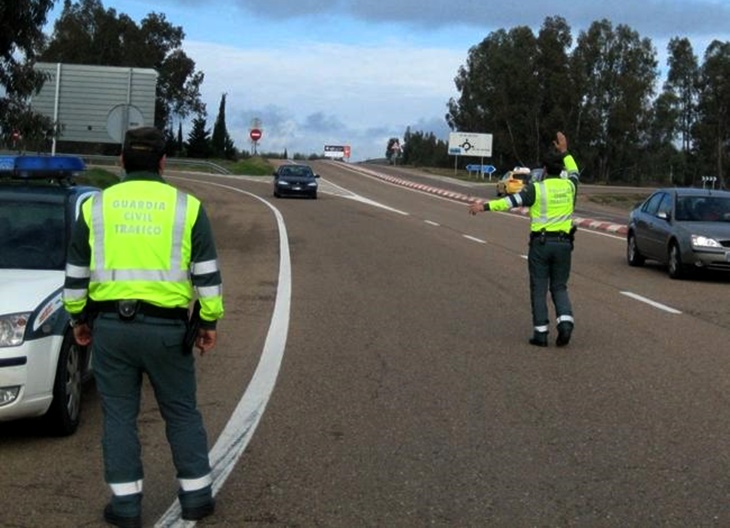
[63,127,224,527]
[469,132,579,347]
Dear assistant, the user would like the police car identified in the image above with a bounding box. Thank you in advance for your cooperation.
[0,155,99,435]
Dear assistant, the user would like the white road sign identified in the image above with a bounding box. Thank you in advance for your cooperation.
[448,132,493,157]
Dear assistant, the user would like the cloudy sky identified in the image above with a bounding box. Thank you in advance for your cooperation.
[46,0,730,161]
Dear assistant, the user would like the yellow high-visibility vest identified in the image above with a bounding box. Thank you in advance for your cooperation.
[530,178,575,233]
[83,180,199,308]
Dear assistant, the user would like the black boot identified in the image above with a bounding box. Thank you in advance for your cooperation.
[529,331,548,347]
[556,322,574,347]
[179,486,215,521]
[103,497,142,528]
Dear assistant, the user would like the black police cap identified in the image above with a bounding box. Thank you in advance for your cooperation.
[123,127,166,155]
[542,149,566,176]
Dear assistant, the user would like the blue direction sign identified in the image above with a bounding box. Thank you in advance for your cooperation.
[466,164,496,174]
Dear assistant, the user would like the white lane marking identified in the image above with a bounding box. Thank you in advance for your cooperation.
[342,193,409,215]
[424,220,440,226]
[620,291,682,314]
[582,228,624,241]
[463,235,487,244]
[157,179,291,528]
[320,177,409,215]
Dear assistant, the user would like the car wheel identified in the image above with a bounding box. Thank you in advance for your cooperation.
[627,233,645,267]
[43,332,84,436]
[668,242,688,280]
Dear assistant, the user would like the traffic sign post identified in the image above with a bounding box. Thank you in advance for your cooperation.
[702,175,717,189]
[249,128,262,154]
[448,132,494,176]
[465,163,496,180]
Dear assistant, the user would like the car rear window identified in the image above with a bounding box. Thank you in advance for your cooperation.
[0,201,67,270]
[280,166,313,178]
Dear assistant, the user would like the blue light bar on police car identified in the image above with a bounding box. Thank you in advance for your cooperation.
[15,155,86,173]
[0,155,86,179]
[0,156,15,173]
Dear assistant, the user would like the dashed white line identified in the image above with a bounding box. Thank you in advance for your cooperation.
[424,220,440,226]
[463,234,487,244]
[620,291,682,314]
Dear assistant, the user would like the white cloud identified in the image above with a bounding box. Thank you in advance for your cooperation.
[184,40,464,160]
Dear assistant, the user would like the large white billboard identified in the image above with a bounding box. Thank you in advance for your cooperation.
[448,132,493,158]
[31,62,157,147]
[323,145,351,159]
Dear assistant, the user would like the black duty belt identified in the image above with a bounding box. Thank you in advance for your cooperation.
[93,300,188,321]
[530,231,569,239]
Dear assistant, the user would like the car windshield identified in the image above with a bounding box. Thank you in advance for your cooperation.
[675,195,730,222]
[279,166,314,178]
[0,200,66,270]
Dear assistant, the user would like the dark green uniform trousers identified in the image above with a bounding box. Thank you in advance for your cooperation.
[527,237,574,333]
[92,312,212,512]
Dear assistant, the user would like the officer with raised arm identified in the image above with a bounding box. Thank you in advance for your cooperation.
[469,132,579,347]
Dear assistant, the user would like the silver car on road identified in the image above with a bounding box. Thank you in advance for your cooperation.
[626,187,730,279]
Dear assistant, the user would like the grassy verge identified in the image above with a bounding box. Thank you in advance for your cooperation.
[76,167,120,188]
[585,193,651,211]
[216,156,274,176]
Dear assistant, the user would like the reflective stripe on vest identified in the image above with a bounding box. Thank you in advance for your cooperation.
[531,179,575,232]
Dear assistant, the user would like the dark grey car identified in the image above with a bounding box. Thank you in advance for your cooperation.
[626,187,730,279]
[273,164,319,199]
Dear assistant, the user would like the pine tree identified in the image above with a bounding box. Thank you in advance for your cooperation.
[186,115,211,159]
[177,123,184,154]
[212,93,229,158]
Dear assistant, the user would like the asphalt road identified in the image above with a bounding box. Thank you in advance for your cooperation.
[1,161,729,527]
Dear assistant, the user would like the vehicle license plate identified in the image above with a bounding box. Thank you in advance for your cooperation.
[293,186,302,191]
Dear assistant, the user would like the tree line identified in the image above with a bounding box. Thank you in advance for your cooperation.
[396,17,729,188]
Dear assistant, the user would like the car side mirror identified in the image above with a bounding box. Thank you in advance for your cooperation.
[314,174,320,178]
[657,211,669,221]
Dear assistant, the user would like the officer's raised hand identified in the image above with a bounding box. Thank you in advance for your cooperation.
[553,131,568,153]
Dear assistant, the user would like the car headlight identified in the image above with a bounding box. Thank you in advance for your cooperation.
[307,182,317,187]
[277,180,290,186]
[691,234,722,249]
[0,313,30,347]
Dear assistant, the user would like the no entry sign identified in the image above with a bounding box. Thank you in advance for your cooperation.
[250,128,262,141]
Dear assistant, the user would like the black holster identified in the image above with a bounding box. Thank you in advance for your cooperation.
[569,225,577,250]
[183,300,201,354]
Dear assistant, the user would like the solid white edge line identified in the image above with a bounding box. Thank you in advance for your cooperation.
[156,180,291,528]
[620,291,682,314]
